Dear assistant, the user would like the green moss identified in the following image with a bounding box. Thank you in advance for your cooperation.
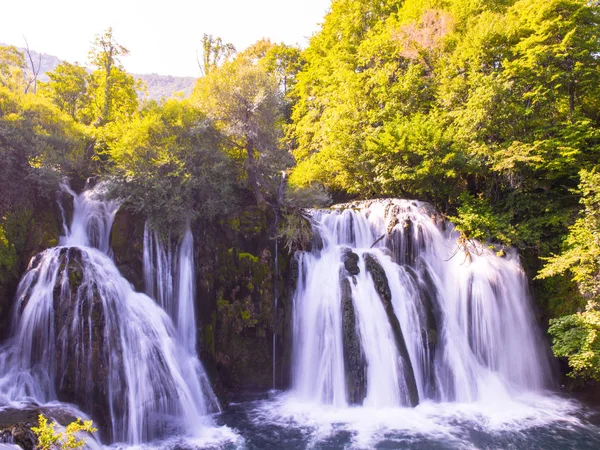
[238,252,259,264]
[68,266,83,286]
[204,324,215,357]
[0,225,18,277]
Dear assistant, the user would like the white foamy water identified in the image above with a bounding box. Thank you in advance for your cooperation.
[293,199,552,408]
[0,183,226,446]
[241,391,592,450]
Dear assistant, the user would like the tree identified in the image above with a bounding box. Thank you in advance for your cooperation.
[105,99,239,232]
[242,40,304,98]
[39,62,90,121]
[538,169,600,299]
[193,52,287,206]
[88,28,139,126]
[22,38,43,94]
[0,45,26,92]
[198,34,236,76]
[0,86,87,218]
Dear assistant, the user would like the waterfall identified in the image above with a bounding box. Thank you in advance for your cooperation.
[142,222,209,358]
[0,183,219,445]
[292,199,552,407]
[58,181,119,255]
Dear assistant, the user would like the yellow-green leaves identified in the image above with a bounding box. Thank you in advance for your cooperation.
[32,414,97,450]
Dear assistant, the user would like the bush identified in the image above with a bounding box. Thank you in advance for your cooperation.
[32,414,97,450]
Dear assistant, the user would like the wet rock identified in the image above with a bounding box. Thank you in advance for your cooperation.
[340,276,367,405]
[110,209,144,291]
[310,227,324,253]
[405,264,442,399]
[388,220,415,265]
[341,248,360,276]
[10,424,35,450]
[363,252,419,406]
[49,249,118,441]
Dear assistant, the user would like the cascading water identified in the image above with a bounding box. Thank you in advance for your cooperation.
[292,199,552,408]
[142,221,220,409]
[0,183,220,445]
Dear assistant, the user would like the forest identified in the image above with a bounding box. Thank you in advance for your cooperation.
[0,0,599,404]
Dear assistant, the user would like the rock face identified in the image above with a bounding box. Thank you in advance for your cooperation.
[109,203,293,397]
[0,203,62,338]
[340,276,367,405]
[406,264,442,399]
[363,252,419,406]
[110,210,145,291]
[6,423,36,450]
[192,205,296,397]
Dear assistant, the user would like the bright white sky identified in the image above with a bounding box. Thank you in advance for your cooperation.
[1,0,330,77]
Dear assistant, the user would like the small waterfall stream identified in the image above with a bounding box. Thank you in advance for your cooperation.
[0,183,220,445]
[292,199,552,407]
[142,221,220,410]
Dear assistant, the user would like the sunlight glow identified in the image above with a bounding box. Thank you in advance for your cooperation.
[0,0,330,76]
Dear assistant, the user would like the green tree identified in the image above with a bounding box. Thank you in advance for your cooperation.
[0,45,26,92]
[39,61,90,121]
[198,34,236,76]
[538,169,600,299]
[105,99,238,232]
[87,27,140,126]
[193,52,287,206]
[0,86,87,217]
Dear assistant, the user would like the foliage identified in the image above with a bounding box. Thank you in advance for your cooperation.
[548,305,600,381]
[87,27,140,127]
[0,86,88,216]
[193,50,289,206]
[39,62,89,121]
[32,414,97,450]
[104,99,239,233]
[538,169,600,299]
[0,224,17,283]
[199,34,236,76]
[288,0,600,251]
[0,45,27,92]
[275,183,331,252]
[450,192,517,246]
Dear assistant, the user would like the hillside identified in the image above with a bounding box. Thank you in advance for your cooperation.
[2,44,196,100]
[134,73,196,100]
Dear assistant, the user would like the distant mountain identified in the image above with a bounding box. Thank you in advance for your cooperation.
[134,73,196,101]
[2,44,196,100]
[0,44,62,82]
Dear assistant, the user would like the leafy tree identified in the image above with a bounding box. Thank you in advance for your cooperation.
[198,34,236,76]
[0,45,26,92]
[105,99,239,232]
[538,169,600,299]
[39,62,90,121]
[193,51,288,206]
[87,28,140,126]
[0,86,87,217]
[243,40,304,98]
[548,307,600,381]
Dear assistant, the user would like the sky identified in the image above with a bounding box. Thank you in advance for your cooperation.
[0,0,330,77]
